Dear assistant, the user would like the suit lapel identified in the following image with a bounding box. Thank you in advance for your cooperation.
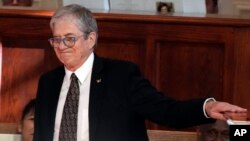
[89,55,105,141]
[48,67,65,140]
[51,66,65,114]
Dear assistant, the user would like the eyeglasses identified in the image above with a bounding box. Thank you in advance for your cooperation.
[48,35,84,48]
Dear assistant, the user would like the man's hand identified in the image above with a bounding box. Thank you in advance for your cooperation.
[205,101,247,120]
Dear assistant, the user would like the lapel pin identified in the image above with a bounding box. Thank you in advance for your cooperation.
[96,79,102,83]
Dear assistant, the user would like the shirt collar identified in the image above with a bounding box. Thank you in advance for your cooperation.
[64,53,94,84]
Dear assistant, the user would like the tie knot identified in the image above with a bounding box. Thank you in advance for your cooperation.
[71,73,78,81]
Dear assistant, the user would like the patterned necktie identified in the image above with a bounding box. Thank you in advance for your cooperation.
[59,73,79,141]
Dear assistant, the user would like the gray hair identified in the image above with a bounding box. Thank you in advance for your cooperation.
[50,4,98,47]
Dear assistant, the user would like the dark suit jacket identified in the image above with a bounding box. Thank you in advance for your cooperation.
[34,55,214,141]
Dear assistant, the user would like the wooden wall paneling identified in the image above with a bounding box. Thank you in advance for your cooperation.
[155,40,224,100]
[145,24,235,131]
[1,45,44,122]
[149,40,225,130]
[96,38,146,70]
[220,26,235,103]
[97,21,148,40]
[0,17,51,39]
[0,37,2,121]
[234,28,250,109]
[96,21,147,72]
[149,24,233,100]
[145,36,158,85]
[0,48,43,122]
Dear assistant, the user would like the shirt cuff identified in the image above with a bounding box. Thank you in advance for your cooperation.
[203,98,216,118]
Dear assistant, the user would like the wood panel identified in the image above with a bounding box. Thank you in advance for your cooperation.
[0,18,51,39]
[0,37,60,122]
[234,28,250,108]
[96,37,146,72]
[1,47,43,122]
[155,41,224,100]
[147,130,197,141]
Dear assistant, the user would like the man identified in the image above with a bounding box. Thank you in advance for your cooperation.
[34,4,247,141]
[197,120,229,141]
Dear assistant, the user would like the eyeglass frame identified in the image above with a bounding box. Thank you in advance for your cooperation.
[48,33,89,48]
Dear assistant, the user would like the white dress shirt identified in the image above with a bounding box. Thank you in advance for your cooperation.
[53,53,94,141]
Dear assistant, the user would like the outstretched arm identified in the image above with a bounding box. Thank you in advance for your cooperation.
[205,100,247,120]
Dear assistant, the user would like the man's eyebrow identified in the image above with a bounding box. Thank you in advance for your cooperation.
[65,33,76,36]
[53,33,76,37]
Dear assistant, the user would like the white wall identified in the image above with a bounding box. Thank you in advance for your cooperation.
[109,0,206,13]
[38,0,60,10]
[218,0,235,15]
[110,0,184,12]
[61,0,206,13]
[182,0,206,13]
[62,0,110,10]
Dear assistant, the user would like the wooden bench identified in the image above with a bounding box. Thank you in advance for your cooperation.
[147,130,197,141]
[0,123,18,134]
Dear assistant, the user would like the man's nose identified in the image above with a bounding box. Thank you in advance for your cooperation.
[58,41,67,49]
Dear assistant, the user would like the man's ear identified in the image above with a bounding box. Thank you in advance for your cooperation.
[87,32,97,50]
